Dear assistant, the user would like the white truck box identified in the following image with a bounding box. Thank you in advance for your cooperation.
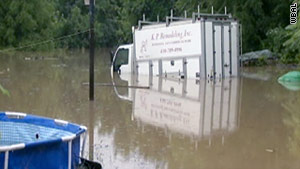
[112,13,241,79]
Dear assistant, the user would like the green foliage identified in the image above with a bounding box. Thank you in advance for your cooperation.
[117,0,176,44]
[0,84,10,97]
[282,21,300,63]
[264,0,300,64]
[0,0,295,55]
[256,55,268,66]
[56,6,89,48]
[174,0,290,53]
[0,0,57,50]
[263,27,287,56]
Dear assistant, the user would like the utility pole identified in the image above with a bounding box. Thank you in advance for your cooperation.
[89,0,95,101]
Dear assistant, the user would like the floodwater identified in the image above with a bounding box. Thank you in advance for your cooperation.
[0,50,300,169]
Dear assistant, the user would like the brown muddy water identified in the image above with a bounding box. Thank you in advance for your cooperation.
[0,50,300,169]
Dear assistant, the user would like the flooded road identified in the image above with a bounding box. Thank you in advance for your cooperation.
[1,50,300,169]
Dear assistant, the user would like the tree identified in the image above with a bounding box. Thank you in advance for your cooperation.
[0,0,294,54]
[53,0,89,49]
[174,0,290,53]
[0,0,57,50]
[116,0,176,44]
[264,0,300,63]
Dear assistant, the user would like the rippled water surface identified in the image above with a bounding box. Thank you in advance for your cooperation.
[0,50,300,169]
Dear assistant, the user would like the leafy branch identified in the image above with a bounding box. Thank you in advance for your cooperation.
[0,84,10,97]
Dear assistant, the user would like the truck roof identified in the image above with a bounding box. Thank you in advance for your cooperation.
[118,44,133,48]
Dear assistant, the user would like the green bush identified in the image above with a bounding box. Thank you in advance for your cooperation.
[0,0,295,52]
[0,84,10,97]
[264,0,300,64]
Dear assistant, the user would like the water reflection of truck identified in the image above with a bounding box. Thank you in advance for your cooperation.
[111,12,241,79]
[112,74,242,143]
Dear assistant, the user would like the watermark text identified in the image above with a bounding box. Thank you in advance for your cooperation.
[290,3,297,24]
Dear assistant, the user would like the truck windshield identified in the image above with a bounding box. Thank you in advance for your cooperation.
[113,48,129,72]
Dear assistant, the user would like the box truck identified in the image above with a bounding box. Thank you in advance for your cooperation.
[111,11,241,79]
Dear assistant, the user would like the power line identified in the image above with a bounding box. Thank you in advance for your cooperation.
[0,28,92,53]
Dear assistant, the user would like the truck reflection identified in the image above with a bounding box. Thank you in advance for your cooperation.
[112,74,242,143]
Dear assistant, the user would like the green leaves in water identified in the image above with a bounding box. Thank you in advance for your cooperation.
[0,84,10,97]
[278,71,300,91]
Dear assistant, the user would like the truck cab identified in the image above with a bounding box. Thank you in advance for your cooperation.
[111,44,133,77]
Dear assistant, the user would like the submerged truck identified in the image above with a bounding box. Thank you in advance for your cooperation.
[111,11,241,79]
